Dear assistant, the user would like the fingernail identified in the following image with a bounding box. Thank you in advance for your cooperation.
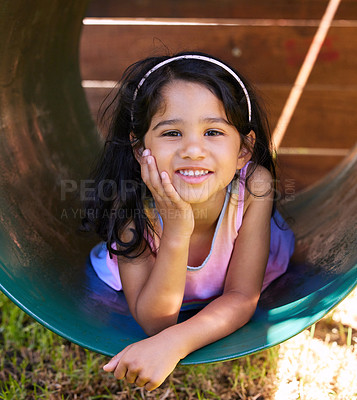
[147,156,152,165]
[142,149,150,156]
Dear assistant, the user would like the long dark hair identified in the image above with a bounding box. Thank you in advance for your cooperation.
[82,51,276,258]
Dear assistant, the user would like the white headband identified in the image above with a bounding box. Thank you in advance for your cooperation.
[132,54,252,123]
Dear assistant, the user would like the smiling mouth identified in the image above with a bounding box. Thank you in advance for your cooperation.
[178,169,211,177]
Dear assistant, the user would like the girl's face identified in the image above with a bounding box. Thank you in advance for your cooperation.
[143,80,250,205]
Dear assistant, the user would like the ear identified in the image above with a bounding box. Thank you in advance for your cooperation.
[236,130,256,170]
[130,132,144,162]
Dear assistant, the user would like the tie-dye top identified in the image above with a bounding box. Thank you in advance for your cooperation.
[90,163,295,309]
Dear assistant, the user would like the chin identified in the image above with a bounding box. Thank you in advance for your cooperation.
[177,190,211,204]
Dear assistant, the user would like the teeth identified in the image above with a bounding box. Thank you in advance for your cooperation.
[179,170,209,177]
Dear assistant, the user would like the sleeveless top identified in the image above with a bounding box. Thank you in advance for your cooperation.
[90,164,295,309]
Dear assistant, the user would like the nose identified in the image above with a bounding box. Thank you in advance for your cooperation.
[179,135,206,160]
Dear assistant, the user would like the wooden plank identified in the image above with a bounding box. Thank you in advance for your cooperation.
[281,87,357,149]
[260,85,357,149]
[81,0,356,192]
[83,87,112,122]
[80,25,313,83]
[83,85,357,150]
[83,86,347,191]
[86,0,357,20]
[285,26,357,85]
[277,154,345,193]
[80,25,357,85]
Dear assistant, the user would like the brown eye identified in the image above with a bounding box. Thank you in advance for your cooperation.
[205,130,224,136]
[162,131,181,137]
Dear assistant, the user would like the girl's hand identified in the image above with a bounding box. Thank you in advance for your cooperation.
[103,333,183,391]
[140,149,194,238]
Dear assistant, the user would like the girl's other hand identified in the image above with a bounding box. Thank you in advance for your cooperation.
[102,333,183,391]
[140,149,194,238]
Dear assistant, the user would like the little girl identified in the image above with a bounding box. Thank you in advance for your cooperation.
[83,52,295,391]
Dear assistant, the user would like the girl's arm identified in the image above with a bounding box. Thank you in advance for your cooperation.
[105,166,273,390]
[118,150,194,335]
[161,166,274,354]
[118,231,190,335]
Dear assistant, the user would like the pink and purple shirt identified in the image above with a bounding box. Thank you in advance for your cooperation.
[90,163,295,308]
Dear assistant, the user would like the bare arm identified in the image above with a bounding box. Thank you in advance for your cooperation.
[158,166,273,357]
[119,150,194,335]
[119,233,190,335]
[105,166,274,390]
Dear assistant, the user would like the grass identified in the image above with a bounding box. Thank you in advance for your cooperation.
[0,289,356,400]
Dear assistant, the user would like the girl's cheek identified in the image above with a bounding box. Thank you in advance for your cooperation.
[155,160,164,175]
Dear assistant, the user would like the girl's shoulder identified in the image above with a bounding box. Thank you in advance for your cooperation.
[117,220,157,261]
[120,220,136,243]
[120,209,160,256]
[246,163,273,194]
[243,164,273,213]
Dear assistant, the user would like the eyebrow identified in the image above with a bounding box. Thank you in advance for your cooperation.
[201,117,232,126]
[152,119,182,130]
[152,117,232,130]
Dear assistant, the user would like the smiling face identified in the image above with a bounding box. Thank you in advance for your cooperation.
[142,80,250,205]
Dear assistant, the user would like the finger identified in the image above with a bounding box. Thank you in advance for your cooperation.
[113,362,128,380]
[125,368,139,384]
[135,375,150,388]
[147,156,165,197]
[140,156,151,188]
[102,356,120,372]
[142,148,150,158]
[160,171,183,204]
[140,155,163,197]
[102,346,129,372]
[139,149,152,182]
[145,377,163,392]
